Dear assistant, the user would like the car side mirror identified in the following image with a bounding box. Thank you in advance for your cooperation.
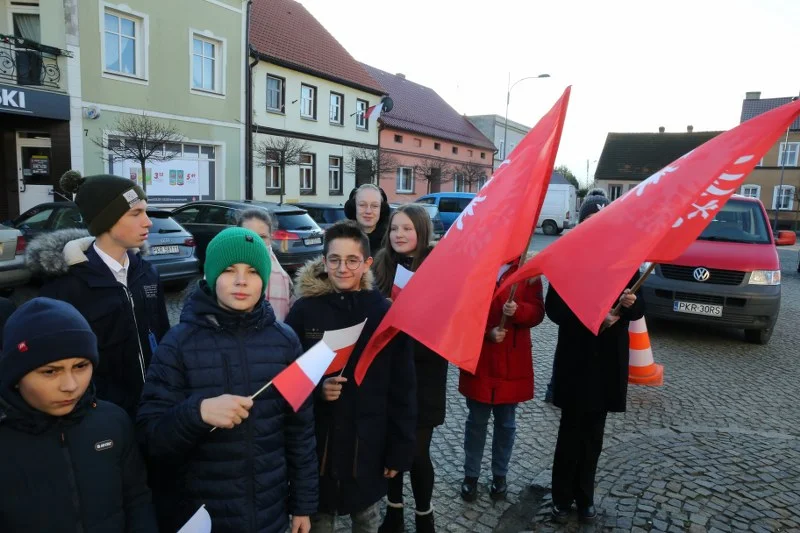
[775,230,797,246]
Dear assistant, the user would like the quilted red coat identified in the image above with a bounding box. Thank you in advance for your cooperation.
[458,266,545,405]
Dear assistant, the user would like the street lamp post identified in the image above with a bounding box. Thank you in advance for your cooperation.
[502,73,550,160]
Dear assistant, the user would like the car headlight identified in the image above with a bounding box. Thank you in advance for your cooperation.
[749,270,781,286]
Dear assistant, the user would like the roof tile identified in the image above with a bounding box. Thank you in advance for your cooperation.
[740,96,800,130]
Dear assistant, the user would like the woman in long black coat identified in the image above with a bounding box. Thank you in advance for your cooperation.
[547,189,645,524]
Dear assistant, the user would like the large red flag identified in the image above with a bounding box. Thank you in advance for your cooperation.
[354,87,571,384]
[498,99,800,334]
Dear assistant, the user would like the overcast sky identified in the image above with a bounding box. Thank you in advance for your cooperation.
[300,0,799,187]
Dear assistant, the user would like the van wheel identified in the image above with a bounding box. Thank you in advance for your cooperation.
[542,221,558,235]
[745,328,772,345]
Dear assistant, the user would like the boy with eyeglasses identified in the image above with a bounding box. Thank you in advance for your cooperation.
[286,220,416,533]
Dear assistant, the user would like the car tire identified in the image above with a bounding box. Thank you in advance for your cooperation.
[744,328,772,345]
[542,221,558,236]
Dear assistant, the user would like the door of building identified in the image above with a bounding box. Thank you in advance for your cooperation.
[16,133,54,214]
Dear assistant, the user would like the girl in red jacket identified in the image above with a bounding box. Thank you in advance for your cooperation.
[458,262,545,501]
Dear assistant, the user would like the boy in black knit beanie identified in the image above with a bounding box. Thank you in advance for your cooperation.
[25,170,170,419]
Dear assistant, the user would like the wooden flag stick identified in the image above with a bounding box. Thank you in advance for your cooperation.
[498,226,540,330]
[209,380,274,433]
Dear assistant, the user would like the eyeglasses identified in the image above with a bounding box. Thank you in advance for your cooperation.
[357,202,381,212]
[325,256,364,270]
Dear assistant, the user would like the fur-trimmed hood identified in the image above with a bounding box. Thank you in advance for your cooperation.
[25,229,149,277]
[294,256,374,298]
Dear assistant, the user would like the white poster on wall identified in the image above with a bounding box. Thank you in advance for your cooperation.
[122,160,202,197]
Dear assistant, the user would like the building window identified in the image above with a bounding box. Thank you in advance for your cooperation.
[608,184,623,200]
[299,153,315,194]
[267,75,285,112]
[396,167,414,193]
[499,140,505,157]
[329,92,344,125]
[356,99,368,130]
[480,152,486,159]
[103,8,144,77]
[778,142,799,167]
[434,142,441,151]
[329,156,342,193]
[741,184,760,199]
[414,138,422,148]
[467,149,473,157]
[300,84,316,119]
[191,35,221,93]
[394,134,403,143]
[773,185,795,210]
[478,175,487,190]
[266,165,281,191]
[453,174,466,192]
[452,146,459,155]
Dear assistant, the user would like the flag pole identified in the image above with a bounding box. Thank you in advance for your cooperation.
[498,225,540,330]
[209,380,274,433]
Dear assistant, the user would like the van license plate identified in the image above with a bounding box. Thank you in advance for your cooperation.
[304,237,321,246]
[151,245,180,255]
[673,301,723,317]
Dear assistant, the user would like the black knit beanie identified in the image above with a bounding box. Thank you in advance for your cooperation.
[0,298,99,391]
[60,170,147,236]
[579,188,611,223]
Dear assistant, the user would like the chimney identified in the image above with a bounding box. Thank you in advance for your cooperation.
[395,73,406,79]
[687,125,694,133]
[745,91,761,100]
[658,126,665,133]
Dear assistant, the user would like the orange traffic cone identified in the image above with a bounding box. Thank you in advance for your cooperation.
[628,317,663,386]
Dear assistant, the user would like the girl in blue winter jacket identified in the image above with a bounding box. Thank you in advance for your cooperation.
[137,227,318,533]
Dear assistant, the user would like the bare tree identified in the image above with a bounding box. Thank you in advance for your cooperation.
[93,113,184,194]
[345,147,398,185]
[454,160,490,193]
[415,157,452,194]
[254,136,310,204]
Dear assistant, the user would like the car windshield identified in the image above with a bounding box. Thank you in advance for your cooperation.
[419,205,438,218]
[276,212,320,231]
[324,209,346,224]
[148,213,185,234]
[697,199,770,244]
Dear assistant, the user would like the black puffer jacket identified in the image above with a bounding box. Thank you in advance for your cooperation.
[136,282,318,533]
[27,230,170,418]
[285,258,416,515]
[0,386,157,532]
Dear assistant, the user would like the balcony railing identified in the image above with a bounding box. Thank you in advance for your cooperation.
[0,34,72,90]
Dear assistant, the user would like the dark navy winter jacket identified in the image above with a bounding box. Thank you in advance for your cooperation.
[136,282,318,533]
[27,230,170,418]
[285,258,416,515]
[0,386,157,532]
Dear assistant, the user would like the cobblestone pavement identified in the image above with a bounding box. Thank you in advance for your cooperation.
[19,234,796,533]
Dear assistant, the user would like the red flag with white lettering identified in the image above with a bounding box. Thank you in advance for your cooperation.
[498,99,800,334]
[353,87,571,384]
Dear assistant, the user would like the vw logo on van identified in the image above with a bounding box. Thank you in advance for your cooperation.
[693,267,711,282]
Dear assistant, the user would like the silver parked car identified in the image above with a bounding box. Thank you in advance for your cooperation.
[0,225,31,294]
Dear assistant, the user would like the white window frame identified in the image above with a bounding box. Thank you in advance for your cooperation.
[329,156,342,192]
[396,167,414,193]
[329,92,343,125]
[608,184,623,200]
[299,153,314,192]
[266,75,284,113]
[266,165,281,190]
[740,184,761,199]
[300,84,316,119]
[772,185,795,211]
[356,99,368,130]
[778,142,800,167]
[100,3,149,84]
[189,31,226,97]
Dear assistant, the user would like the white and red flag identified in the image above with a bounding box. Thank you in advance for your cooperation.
[320,319,368,376]
[498,98,800,334]
[365,101,383,127]
[273,341,337,412]
[391,265,414,300]
[353,88,571,384]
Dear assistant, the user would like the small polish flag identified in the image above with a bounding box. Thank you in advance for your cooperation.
[273,341,338,412]
[178,505,212,533]
[391,265,413,300]
[321,318,368,375]
[365,101,384,126]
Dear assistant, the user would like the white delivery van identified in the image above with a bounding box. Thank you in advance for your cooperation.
[538,181,577,235]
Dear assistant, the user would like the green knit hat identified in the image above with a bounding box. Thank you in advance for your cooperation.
[60,170,147,236]
[204,227,272,294]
